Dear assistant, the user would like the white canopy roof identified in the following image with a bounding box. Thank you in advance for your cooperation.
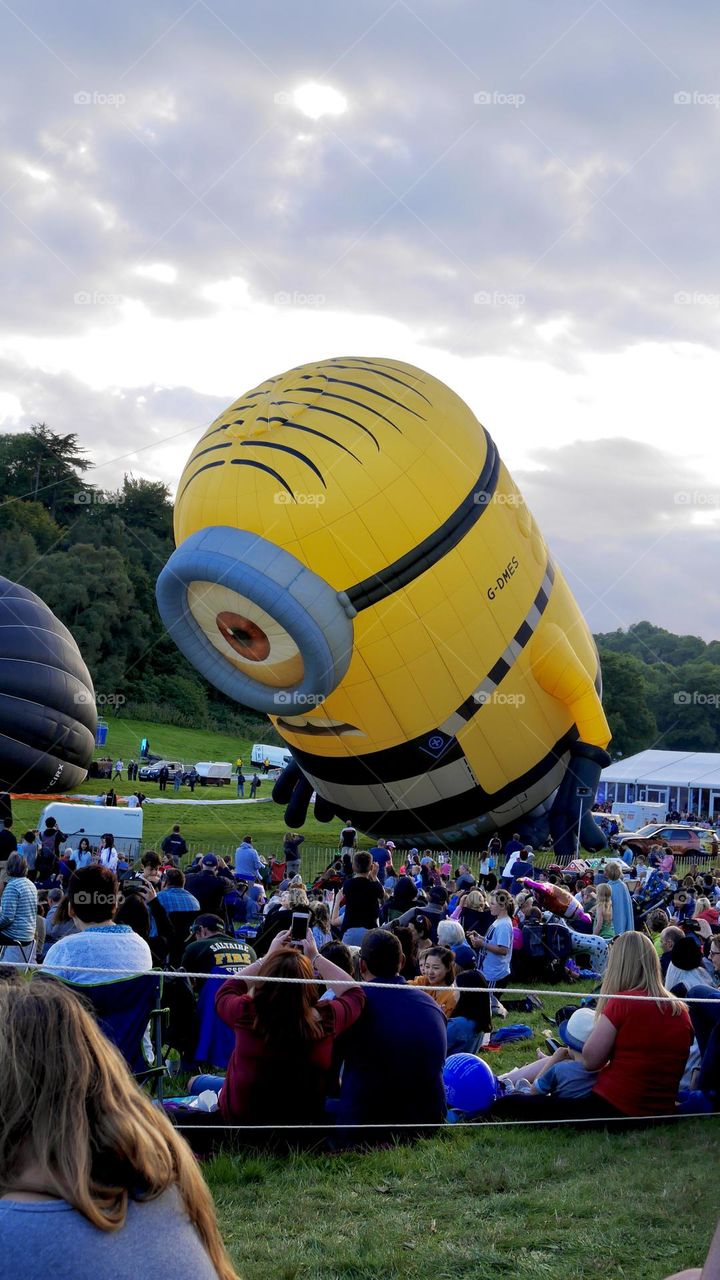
[601,750,720,789]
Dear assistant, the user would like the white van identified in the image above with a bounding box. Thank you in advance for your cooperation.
[611,801,662,833]
[194,761,232,786]
[38,803,143,860]
[250,744,293,769]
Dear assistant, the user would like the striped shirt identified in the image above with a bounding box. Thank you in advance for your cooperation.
[0,878,38,942]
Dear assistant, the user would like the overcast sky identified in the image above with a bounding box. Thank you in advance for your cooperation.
[1,0,719,637]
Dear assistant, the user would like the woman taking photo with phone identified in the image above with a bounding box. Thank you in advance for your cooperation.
[189,928,365,1126]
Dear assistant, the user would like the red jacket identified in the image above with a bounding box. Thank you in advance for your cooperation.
[215,978,365,1123]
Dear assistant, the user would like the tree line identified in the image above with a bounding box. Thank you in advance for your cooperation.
[1,425,717,759]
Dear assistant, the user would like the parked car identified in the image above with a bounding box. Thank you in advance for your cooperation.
[616,824,716,858]
[138,758,185,781]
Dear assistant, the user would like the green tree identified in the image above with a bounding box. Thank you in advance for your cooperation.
[599,649,657,756]
[0,424,94,520]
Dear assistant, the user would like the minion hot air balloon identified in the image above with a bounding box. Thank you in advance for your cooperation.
[157,357,611,854]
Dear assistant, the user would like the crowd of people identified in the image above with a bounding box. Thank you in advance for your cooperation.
[1,815,719,1277]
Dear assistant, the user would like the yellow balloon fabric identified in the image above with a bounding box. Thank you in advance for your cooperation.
[160,355,610,847]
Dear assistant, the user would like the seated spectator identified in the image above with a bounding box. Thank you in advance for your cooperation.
[416,886,448,941]
[42,891,76,956]
[43,866,152,983]
[310,901,333,949]
[665,936,715,993]
[437,919,465,949]
[336,851,384,946]
[156,868,201,914]
[385,922,420,978]
[500,1008,598,1099]
[396,909,434,964]
[647,909,670,954]
[0,980,238,1280]
[411,945,457,1015]
[190,929,364,1125]
[253,885,310,957]
[659,925,685,978]
[454,864,476,892]
[446,971,492,1053]
[181,914,256,981]
[0,853,38,952]
[119,876,172,965]
[185,855,229,917]
[335,929,446,1132]
[693,895,719,929]
[383,875,418,922]
[457,889,491,936]
[242,885,266,927]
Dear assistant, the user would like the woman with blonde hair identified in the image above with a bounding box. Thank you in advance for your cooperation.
[0,979,238,1279]
[493,931,693,1122]
[582,931,693,1116]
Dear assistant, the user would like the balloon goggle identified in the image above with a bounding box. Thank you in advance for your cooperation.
[156,438,498,715]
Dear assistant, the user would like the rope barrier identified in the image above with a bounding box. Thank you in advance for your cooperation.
[169,1111,720,1130]
[3,958,720,1001]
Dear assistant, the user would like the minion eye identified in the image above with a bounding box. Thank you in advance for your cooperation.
[156,525,354,715]
[186,583,304,689]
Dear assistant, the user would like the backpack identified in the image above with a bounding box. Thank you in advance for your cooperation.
[543,923,574,983]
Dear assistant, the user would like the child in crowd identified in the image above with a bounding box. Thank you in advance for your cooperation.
[499,1008,598,1099]
[593,883,615,939]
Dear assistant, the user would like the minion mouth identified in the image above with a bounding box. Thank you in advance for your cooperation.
[277,715,364,737]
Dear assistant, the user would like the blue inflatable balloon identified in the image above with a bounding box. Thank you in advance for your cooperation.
[443,1053,497,1114]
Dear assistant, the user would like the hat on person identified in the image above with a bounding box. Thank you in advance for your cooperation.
[420,856,433,866]
[558,1007,595,1052]
[669,936,704,971]
[248,885,265,902]
[452,943,477,968]
[187,913,224,937]
[386,841,396,850]
[201,853,219,868]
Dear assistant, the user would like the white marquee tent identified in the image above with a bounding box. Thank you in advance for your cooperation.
[599,750,720,818]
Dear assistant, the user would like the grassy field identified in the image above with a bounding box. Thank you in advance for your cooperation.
[206,1119,718,1280]
[201,990,718,1280]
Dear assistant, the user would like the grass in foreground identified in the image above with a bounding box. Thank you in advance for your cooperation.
[203,990,717,1280]
[206,1119,717,1280]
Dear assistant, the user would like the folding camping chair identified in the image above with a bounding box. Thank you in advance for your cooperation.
[37,971,169,1099]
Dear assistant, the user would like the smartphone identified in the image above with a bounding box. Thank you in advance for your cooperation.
[544,1032,562,1053]
[290,911,310,946]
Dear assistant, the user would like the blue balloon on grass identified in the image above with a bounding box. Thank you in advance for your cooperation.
[443,1053,496,1114]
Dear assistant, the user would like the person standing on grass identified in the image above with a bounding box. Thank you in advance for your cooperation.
[335,851,384,947]
[467,889,514,989]
[236,767,245,798]
[158,765,169,793]
[161,825,188,867]
[234,835,264,882]
[283,831,305,878]
[339,821,357,852]
[249,774,261,799]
